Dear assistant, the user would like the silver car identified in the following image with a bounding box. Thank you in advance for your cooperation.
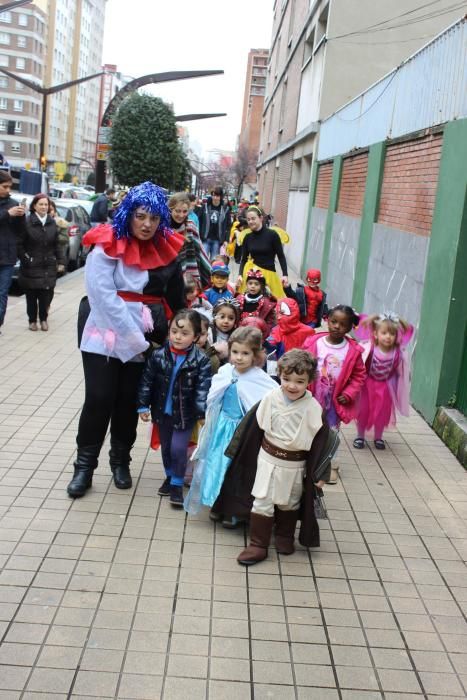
[53,199,92,270]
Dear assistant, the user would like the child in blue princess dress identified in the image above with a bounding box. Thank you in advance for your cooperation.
[184,326,277,526]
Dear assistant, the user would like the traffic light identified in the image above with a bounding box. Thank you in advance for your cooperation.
[40,155,47,170]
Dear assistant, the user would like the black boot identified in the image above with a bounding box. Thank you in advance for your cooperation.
[109,440,133,489]
[67,444,101,498]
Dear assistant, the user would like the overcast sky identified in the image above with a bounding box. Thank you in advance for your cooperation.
[103,0,273,159]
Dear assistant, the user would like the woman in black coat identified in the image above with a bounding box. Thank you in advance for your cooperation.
[18,194,65,331]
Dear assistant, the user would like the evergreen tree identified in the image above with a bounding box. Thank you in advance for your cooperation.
[109,93,191,190]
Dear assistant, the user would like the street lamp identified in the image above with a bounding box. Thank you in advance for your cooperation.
[0,68,105,170]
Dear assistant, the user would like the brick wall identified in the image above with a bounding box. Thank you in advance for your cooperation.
[378,133,443,236]
[314,161,333,209]
[337,152,368,217]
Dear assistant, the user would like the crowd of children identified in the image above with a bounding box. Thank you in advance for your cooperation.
[134,209,414,566]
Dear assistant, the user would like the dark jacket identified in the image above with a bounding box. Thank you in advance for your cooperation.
[17,213,64,290]
[198,200,231,244]
[213,404,330,547]
[90,193,110,223]
[137,342,212,429]
[0,195,26,265]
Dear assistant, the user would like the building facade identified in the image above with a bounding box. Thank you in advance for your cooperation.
[299,19,466,435]
[257,0,467,245]
[45,0,106,180]
[238,48,269,195]
[0,2,47,168]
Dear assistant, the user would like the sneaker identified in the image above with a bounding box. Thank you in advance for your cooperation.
[326,466,340,485]
[158,477,171,496]
[29,322,38,331]
[40,321,48,331]
[222,515,244,529]
[169,485,184,507]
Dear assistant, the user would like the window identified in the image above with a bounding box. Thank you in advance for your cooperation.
[0,32,10,44]
[316,5,329,45]
[303,27,315,65]
[0,12,12,23]
[16,57,25,70]
[0,120,6,132]
[0,77,7,88]
[13,100,23,112]
[11,142,20,153]
[17,35,26,48]
[15,81,23,91]
[18,14,28,27]
[0,98,6,110]
[0,54,8,67]
[14,121,22,133]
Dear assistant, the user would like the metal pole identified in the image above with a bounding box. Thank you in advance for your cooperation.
[40,92,47,170]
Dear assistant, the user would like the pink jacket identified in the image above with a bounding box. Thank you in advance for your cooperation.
[303,332,367,423]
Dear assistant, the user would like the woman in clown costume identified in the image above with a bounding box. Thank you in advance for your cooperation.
[67,182,186,499]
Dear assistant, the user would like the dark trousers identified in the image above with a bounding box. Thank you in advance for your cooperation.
[159,413,193,486]
[0,263,14,326]
[25,289,53,323]
[76,351,144,451]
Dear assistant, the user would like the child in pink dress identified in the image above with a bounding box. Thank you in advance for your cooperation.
[353,312,413,450]
[302,305,366,483]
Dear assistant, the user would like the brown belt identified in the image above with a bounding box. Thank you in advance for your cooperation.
[261,437,307,462]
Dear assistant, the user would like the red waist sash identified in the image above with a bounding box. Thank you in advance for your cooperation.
[117,290,173,320]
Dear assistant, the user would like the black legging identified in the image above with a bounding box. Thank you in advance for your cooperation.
[77,351,144,449]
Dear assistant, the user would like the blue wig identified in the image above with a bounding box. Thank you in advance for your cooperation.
[112,181,171,239]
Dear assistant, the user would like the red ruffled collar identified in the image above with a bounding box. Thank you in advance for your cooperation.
[83,223,185,270]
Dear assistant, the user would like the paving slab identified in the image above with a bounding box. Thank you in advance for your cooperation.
[1,271,467,698]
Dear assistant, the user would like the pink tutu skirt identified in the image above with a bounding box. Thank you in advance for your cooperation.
[359,377,395,430]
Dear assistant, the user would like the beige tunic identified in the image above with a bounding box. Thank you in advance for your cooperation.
[252,388,323,505]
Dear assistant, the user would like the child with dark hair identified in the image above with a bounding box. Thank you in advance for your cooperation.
[209,298,241,364]
[303,305,366,484]
[235,268,276,335]
[205,264,233,306]
[184,275,213,320]
[137,309,212,507]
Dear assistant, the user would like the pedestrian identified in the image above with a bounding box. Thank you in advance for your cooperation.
[285,269,326,328]
[168,191,211,288]
[48,201,69,266]
[67,181,187,498]
[303,305,366,484]
[0,171,26,332]
[353,312,413,451]
[18,193,65,332]
[187,193,200,230]
[237,205,288,298]
[90,187,115,226]
[209,298,241,364]
[184,326,277,523]
[137,309,212,507]
[267,297,315,358]
[236,349,329,565]
[198,187,231,260]
[235,268,276,335]
[204,264,233,306]
[197,314,220,375]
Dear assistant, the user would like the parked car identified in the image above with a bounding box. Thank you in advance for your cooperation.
[53,199,92,270]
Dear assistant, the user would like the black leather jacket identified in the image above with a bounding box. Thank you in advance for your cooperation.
[137,342,212,429]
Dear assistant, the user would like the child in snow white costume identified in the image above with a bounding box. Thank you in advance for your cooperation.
[67,182,186,498]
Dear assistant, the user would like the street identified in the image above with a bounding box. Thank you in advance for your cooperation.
[0,270,466,698]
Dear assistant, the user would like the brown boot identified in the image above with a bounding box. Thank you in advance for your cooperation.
[274,508,299,555]
[237,513,274,566]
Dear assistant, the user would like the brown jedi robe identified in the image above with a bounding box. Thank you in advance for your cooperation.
[213,403,331,547]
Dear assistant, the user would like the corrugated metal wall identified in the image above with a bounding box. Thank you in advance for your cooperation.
[318,18,467,160]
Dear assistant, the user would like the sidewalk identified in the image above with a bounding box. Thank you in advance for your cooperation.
[1,270,467,700]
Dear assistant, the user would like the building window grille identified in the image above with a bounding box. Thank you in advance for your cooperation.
[17,35,26,48]
[13,100,23,112]
[11,142,20,153]
[0,12,12,23]
[15,121,22,133]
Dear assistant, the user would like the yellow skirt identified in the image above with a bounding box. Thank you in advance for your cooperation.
[240,257,285,298]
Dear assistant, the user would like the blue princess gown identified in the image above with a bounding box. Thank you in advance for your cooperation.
[184,381,244,514]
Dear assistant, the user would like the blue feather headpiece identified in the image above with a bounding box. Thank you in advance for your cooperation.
[112,181,171,239]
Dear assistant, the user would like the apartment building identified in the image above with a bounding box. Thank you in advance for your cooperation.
[0,2,47,168]
[257,0,466,259]
[238,48,269,194]
[45,0,106,178]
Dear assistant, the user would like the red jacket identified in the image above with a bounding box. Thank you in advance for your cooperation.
[236,294,277,334]
[303,332,366,423]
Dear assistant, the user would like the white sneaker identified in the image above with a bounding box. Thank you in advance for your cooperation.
[326,466,340,485]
